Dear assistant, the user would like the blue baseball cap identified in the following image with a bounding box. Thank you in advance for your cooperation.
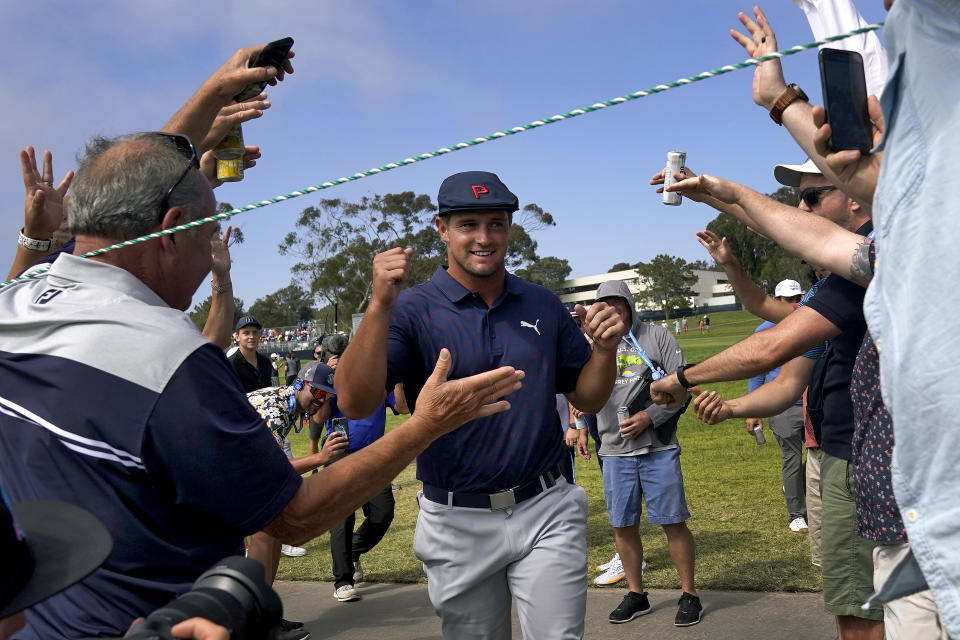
[235,315,262,332]
[297,361,336,393]
[437,171,519,216]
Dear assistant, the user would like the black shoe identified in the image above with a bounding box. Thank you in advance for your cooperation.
[280,619,305,631]
[674,592,703,627]
[277,619,310,640]
[609,591,651,624]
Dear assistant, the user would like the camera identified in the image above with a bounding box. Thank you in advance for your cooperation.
[118,556,282,640]
[319,333,349,364]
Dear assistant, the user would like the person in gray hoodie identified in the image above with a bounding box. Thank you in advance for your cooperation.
[593,279,702,628]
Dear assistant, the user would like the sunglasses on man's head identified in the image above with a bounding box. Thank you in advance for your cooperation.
[799,185,837,208]
[148,132,200,225]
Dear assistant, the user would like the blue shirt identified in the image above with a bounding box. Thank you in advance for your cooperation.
[863,1,960,630]
[0,254,302,640]
[386,266,590,492]
[326,392,398,451]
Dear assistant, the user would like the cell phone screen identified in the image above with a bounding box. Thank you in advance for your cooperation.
[818,48,872,153]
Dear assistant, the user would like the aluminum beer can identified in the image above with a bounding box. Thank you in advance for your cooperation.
[662,150,686,206]
[213,123,244,160]
[616,406,629,423]
[753,424,767,445]
[216,158,244,182]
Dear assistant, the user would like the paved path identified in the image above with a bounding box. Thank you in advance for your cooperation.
[275,581,837,639]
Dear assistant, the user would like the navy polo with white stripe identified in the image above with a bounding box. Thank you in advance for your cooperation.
[386,265,590,493]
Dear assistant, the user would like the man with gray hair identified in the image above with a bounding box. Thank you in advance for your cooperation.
[0,64,523,640]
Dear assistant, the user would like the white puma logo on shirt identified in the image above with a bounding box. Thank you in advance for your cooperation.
[520,319,541,336]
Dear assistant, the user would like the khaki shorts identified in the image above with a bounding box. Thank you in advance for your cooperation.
[820,452,883,620]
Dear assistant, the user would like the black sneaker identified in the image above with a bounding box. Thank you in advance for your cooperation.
[277,618,310,640]
[280,619,304,631]
[609,591,651,624]
[674,592,703,627]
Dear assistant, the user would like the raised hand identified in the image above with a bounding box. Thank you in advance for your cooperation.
[412,348,524,439]
[203,43,295,104]
[729,6,788,110]
[575,302,625,353]
[210,225,233,281]
[318,430,349,465]
[371,247,414,310]
[650,373,689,409]
[20,146,73,241]
[811,95,884,206]
[199,93,271,153]
[695,230,735,267]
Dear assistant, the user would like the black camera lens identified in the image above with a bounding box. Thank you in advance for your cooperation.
[124,556,282,640]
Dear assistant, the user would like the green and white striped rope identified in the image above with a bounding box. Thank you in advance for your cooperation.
[2,21,883,290]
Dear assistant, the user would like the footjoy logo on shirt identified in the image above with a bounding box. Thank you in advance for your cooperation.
[520,319,541,336]
[34,289,63,305]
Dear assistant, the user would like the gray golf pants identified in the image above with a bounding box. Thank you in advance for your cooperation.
[770,404,806,521]
[413,478,587,639]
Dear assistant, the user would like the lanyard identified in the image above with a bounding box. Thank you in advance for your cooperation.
[621,330,664,380]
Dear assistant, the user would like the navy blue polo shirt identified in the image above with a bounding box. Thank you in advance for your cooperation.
[386,266,591,492]
[804,220,872,461]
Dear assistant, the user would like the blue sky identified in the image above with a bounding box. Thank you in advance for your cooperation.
[1,1,887,310]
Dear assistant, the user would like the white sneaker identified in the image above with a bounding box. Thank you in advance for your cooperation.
[281,544,307,557]
[594,557,625,585]
[789,517,809,533]
[596,552,620,573]
[333,584,360,602]
[353,558,364,583]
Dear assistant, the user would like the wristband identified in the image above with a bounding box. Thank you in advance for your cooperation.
[769,84,808,126]
[211,281,232,293]
[18,228,52,252]
[676,363,696,389]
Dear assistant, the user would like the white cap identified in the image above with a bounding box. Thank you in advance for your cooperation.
[774,279,804,298]
[773,158,822,188]
[270,352,278,359]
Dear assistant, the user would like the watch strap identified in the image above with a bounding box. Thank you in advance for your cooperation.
[676,364,695,389]
[769,84,808,126]
[18,228,52,252]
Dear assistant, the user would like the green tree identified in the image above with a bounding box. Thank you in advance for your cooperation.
[279,192,565,315]
[247,284,316,328]
[189,295,245,331]
[704,185,810,290]
[516,256,572,291]
[216,202,245,246]
[608,261,640,273]
[634,254,698,321]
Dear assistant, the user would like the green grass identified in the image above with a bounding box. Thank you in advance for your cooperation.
[278,310,821,592]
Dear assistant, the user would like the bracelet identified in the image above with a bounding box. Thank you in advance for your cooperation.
[211,281,232,293]
[676,363,696,389]
[18,228,52,252]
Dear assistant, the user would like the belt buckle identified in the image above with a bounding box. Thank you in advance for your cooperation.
[489,489,517,510]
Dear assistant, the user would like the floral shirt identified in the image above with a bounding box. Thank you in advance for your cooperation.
[246,386,297,449]
[851,332,906,544]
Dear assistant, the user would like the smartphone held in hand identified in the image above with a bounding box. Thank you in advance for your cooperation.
[818,48,872,154]
[234,37,295,102]
[662,150,686,206]
[331,417,349,441]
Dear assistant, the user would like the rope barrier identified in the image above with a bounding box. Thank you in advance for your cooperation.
[1,22,883,291]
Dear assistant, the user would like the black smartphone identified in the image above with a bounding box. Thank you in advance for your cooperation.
[818,48,872,153]
[331,417,349,441]
[234,37,295,102]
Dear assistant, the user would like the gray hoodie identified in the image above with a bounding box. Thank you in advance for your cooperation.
[594,280,687,456]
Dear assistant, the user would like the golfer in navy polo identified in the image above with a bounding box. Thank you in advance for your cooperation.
[336,171,625,639]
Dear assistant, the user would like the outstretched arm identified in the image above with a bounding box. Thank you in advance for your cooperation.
[696,230,795,323]
[669,174,873,287]
[693,355,815,424]
[201,225,234,348]
[161,43,294,151]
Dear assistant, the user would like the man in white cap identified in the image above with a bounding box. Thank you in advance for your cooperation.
[746,278,808,534]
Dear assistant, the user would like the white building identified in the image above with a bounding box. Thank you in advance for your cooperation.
[556,268,735,315]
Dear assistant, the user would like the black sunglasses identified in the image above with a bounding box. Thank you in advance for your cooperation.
[151,132,200,225]
[799,185,837,208]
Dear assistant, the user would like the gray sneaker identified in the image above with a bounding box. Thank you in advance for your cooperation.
[609,591,651,624]
[333,584,360,602]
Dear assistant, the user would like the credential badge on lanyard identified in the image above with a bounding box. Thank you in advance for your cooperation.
[621,330,664,380]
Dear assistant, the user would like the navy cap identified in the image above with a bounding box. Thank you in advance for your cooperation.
[235,315,262,331]
[297,361,336,393]
[437,171,519,216]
